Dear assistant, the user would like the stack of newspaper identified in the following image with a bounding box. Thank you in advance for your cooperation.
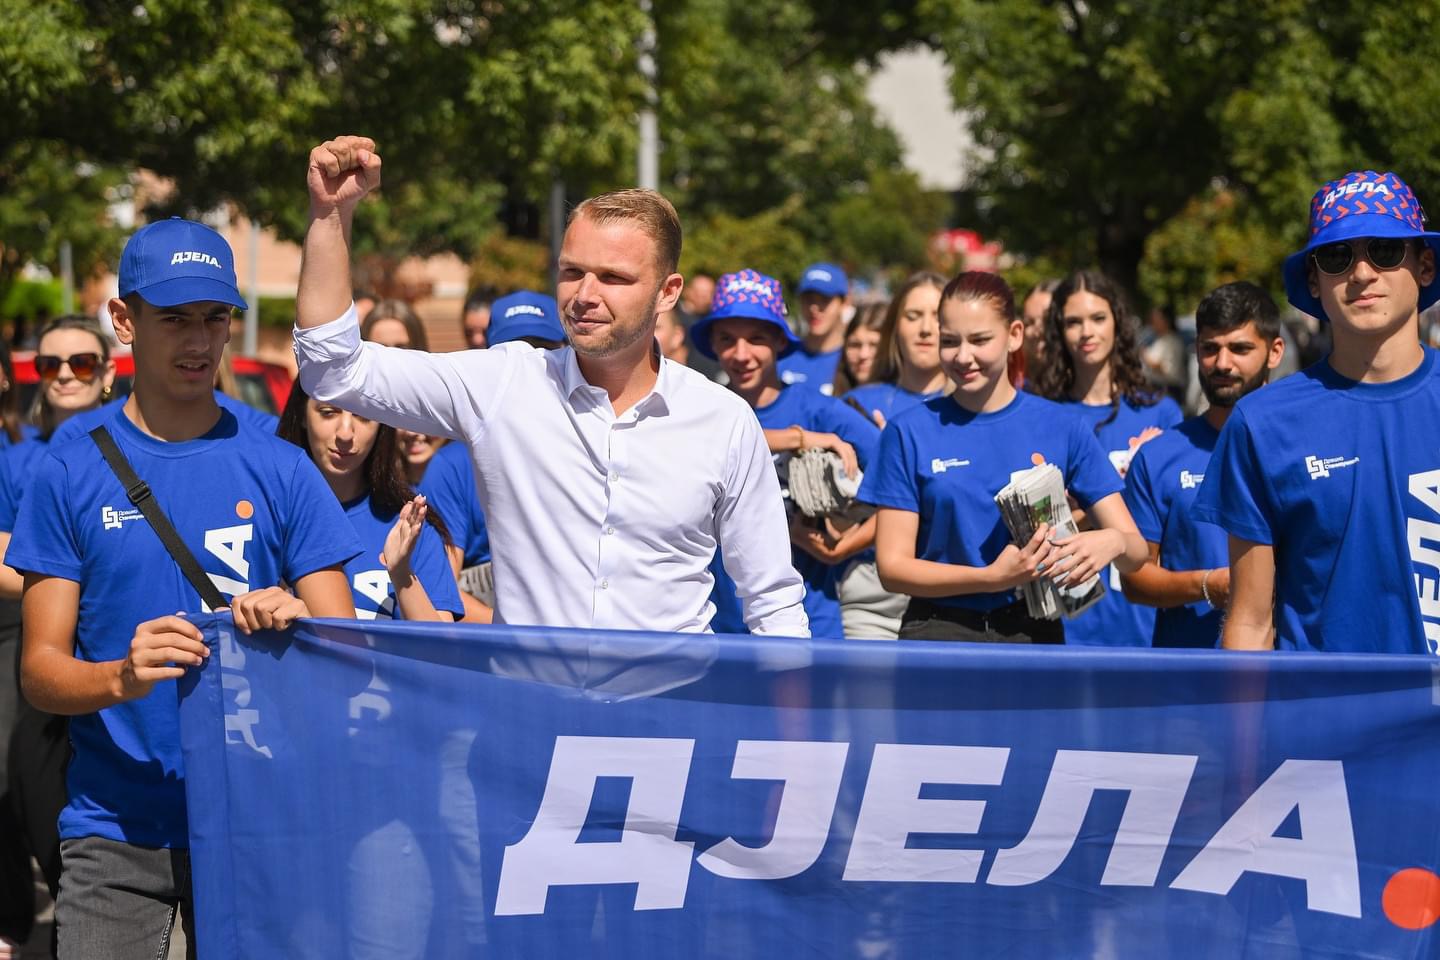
[994,462,1106,620]
[787,448,870,520]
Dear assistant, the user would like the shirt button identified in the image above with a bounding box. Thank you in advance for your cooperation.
[600,579,610,590]
[609,471,620,482]
[605,526,616,535]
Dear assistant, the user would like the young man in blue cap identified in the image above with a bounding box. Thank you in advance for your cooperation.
[692,269,879,638]
[778,261,850,395]
[1120,281,1285,647]
[8,218,360,957]
[1194,171,1440,654]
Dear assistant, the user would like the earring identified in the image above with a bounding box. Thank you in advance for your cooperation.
[102,384,113,401]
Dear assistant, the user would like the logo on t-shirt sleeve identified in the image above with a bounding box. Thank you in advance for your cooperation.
[1179,470,1204,490]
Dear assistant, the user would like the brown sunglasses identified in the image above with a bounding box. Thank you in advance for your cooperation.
[35,352,102,382]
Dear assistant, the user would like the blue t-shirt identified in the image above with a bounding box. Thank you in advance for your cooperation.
[416,441,490,567]
[1193,350,1440,654]
[49,391,279,447]
[859,392,1122,613]
[5,406,361,847]
[1123,416,1227,648]
[778,347,842,397]
[0,434,52,532]
[341,492,464,620]
[0,424,41,450]
[1061,394,1183,646]
[710,385,879,640]
[843,382,945,426]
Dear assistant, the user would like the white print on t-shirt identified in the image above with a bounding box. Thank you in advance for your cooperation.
[1305,454,1359,480]
[204,523,253,598]
[202,521,274,758]
[931,457,971,474]
[100,506,144,530]
[1406,469,1440,655]
[1180,470,1204,490]
[353,569,397,620]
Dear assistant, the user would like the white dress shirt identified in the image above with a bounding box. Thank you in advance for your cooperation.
[294,306,808,637]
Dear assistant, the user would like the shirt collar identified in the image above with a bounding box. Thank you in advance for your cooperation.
[557,342,674,416]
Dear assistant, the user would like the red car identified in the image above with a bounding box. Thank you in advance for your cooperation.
[11,351,294,417]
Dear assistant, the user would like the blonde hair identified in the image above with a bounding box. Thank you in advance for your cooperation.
[569,189,683,274]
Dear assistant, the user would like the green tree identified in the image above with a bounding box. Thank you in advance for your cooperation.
[0,140,127,313]
[2,0,935,297]
[926,4,1367,293]
[3,0,650,285]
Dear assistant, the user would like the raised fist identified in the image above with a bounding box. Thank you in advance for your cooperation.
[307,135,382,217]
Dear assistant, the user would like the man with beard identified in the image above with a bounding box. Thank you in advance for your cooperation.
[292,136,807,636]
[1118,282,1284,647]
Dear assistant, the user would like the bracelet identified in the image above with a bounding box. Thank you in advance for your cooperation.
[1200,568,1214,606]
[792,425,805,451]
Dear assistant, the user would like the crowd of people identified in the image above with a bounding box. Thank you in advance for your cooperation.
[0,132,1437,957]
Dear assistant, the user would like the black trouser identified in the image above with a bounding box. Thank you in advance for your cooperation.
[0,621,32,944]
[1,614,70,938]
[899,598,1064,644]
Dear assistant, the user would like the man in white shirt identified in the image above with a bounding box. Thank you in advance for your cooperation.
[293,136,808,636]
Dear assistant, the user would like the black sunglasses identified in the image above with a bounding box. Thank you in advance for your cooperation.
[35,352,102,382]
[1311,238,1412,276]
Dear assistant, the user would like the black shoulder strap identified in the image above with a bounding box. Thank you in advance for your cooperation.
[90,425,228,611]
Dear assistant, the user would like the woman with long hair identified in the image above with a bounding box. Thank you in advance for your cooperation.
[862,272,1146,643]
[0,315,117,922]
[1035,270,1182,646]
[277,384,462,622]
[358,302,447,488]
[361,299,430,350]
[0,315,117,591]
[831,301,889,397]
[844,271,949,428]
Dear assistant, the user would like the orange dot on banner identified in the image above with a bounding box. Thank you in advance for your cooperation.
[1383,868,1440,930]
[1030,452,1044,466]
[235,500,254,520]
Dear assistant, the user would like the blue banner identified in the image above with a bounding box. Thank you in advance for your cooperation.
[177,614,1440,959]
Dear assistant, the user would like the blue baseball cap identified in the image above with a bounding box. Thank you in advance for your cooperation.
[118,217,247,310]
[690,269,802,360]
[1283,170,1440,319]
[797,262,848,299]
[487,290,565,346]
